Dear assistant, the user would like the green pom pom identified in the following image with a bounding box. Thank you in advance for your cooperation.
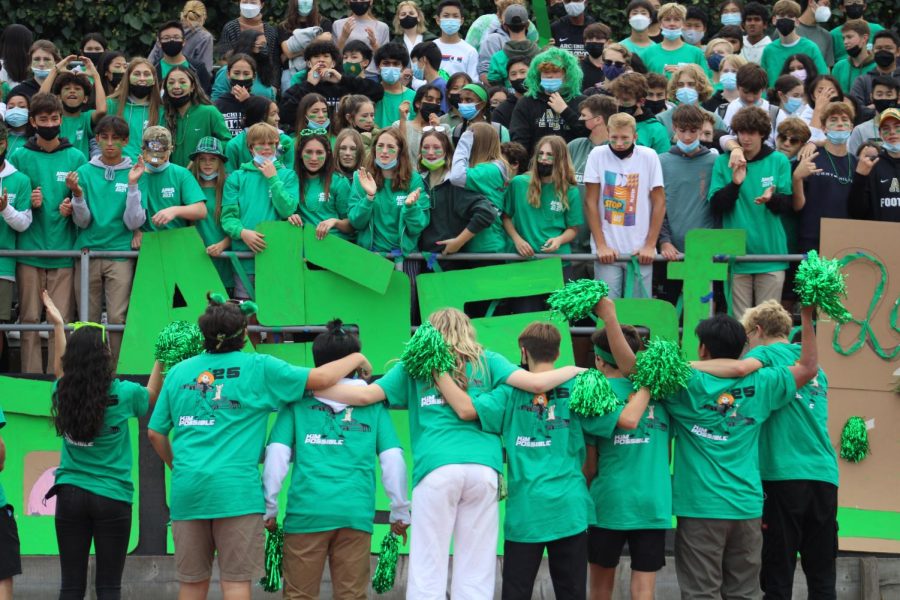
[632,338,693,399]
[372,532,400,594]
[401,323,456,380]
[209,292,227,305]
[840,416,870,463]
[547,279,609,322]
[794,250,851,323]
[154,321,205,370]
[259,525,284,592]
[570,369,621,417]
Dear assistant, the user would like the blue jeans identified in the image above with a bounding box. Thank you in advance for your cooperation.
[594,262,653,299]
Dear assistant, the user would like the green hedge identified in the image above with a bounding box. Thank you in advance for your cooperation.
[2,0,895,60]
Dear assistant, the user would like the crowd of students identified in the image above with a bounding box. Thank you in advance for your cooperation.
[0,0,897,598]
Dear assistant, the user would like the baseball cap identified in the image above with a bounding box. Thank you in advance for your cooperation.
[504,4,529,26]
[142,125,172,149]
[190,136,228,160]
[877,107,900,127]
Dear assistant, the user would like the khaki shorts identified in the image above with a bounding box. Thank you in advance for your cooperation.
[0,279,13,321]
[172,514,265,583]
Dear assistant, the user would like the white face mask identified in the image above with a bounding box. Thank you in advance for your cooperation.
[814,4,831,22]
[240,3,261,18]
[629,14,651,31]
[565,1,586,17]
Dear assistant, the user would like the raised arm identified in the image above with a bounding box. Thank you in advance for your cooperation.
[42,290,66,379]
[506,365,583,394]
[594,297,636,375]
[788,305,817,390]
[617,386,652,430]
[449,130,474,187]
[146,360,164,409]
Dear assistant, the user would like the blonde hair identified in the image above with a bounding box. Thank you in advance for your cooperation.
[393,1,427,34]
[527,135,576,209]
[334,128,366,176]
[181,0,208,27]
[772,0,801,18]
[468,122,508,172]
[721,54,748,72]
[667,64,714,102]
[603,42,632,63]
[246,122,280,147]
[657,2,687,21]
[741,299,793,339]
[607,113,637,132]
[429,308,485,387]
[704,38,734,58]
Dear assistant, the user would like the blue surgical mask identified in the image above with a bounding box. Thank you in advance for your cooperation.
[720,12,742,26]
[145,161,170,173]
[882,141,900,153]
[683,29,704,44]
[707,53,724,72]
[720,72,737,90]
[253,153,269,165]
[298,0,314,16]
[602,64,626,81]
[439,18,461,35]
[375,157,398,170]
[661,28,683,41]
[783,96,803,114]
[458,102,479,120]
[825,129,851,145]
[307,118,330,130]
[200,171,219,181]
[32,68,51,80]
[675,87,699,105]
[411,62,425,80]
[676,138,700,153]
[541,78,563,93]
[380,66,401,84]
[4,107,28,128]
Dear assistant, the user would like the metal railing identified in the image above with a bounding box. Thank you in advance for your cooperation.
[0,248,809,336]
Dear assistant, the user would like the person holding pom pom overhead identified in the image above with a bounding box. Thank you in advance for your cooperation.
[148,294,374,600]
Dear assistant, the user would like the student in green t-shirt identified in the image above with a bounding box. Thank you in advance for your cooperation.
[709,105,793,320]
[41,57,107,160]
[374,43,417,129]
[161,65,231,167]
[263,319,410,599]
[641,3,711,78]
[760,0,829,88]
[186,137,234,291]
[620,0,659,58]
[597,297,820,600]
[286,131,353,240]
[42,291,163,600]
[434,321,652,600]
[148,295,374,600]
[312,308,584,599]
[693,300,839,598]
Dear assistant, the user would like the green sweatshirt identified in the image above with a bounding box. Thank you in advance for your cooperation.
[106,98,164,161]
[831,20,884,62]
[760,38,828,87]
[348,170,429,255]
[61,110,94,160]
[831,56,876,96]
[220,161,299,274]
[9,140,87,268]
[296,173,353,239]
[225,131,295,174]
[0,165,33,278]
[139,163,206,231]
[73,158,143,253]
[636,115,672,154]
[169,104,232,167]
[503,174,583,256]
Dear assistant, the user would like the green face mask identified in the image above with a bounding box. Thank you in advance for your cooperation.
[420,156,446,170]
[343,61,363,77]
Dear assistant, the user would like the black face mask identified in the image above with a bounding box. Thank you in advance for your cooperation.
[874,50,896,68]
[349,1,370,16]
[230,78,253,91]
[775,18,795,36]
[584,42,605,58]
[644,98,667,114]
[83,51,103,66]
[507,22,527,33]
[448,92,461,107]
[536,162,553,177]
[130,83,154,99]
[846,44,862,58]
[168,94,192,108]
[844,4,864,19]
[510,78,527,94]
[35,124,61,141]
[873,98,897,113]
[420,102,442,120]
[109,72,124,88]
[618,104,638,116]
[549,2,567,18]
[399,15,419,29]
[160,40,184,57]
[610,145,634,159]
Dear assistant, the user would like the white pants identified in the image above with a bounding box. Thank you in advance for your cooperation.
[407,464,499,600]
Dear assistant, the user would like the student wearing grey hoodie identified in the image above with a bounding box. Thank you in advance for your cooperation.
[66,115,146,364]
[479,5,539,86]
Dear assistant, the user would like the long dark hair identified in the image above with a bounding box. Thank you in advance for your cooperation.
[242,95,274,128]
[281,0,323,31]
[0,24,34,83]
[52,327,114,444]
[231,29,272,87]
[163,65,211,136]
[296,132,334,205]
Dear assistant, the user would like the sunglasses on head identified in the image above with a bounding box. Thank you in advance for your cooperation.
[779,135,803,144]
[603,59,626,68]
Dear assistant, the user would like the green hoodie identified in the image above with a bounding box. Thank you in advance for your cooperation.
[0,163,33,278]
[225,131,295,174]
[348,170,429,255]
[296,173,353,240]
[635,115,672,154]
[106,98,165,161]
[220,161,299,274]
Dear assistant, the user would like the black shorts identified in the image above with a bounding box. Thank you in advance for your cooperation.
[0,505,22,580]
[588,526,666,572]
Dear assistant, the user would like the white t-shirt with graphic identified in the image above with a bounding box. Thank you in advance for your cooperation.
[434,39,479,80]
[583,145,664,255]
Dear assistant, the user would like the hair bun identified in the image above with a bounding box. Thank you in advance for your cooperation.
[326,318,345,334]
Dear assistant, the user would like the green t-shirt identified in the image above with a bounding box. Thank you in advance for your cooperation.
[636,117,672,153]
[0,169,32,278]
[462,161,509,253]
[747,343,838,486]
[474,379,593,543]
[760,38,828,87]
[106,98,164,161]
[582,379,672,530]
[488,51,510,86]
[641,42,711,79]
[375,88,416,129]
[160,59,191,81]
[619,37,657,59]
[664,368,796,519]
[73,162,134,252]
[297,173,352,239]
[139,163,206,231]
[148,351,311,520]
[225,131,295,174]
[170,104,233,167]
[195,186,235,287]
[61,111,94,160]
[9,144,87,269]
[831,57,876,96]
[0,406,6,507]
[504,174,583,257]
[268,398,400,534]
[347,170,430,255]
[53,379,149,503]
[708,149,792,274]
[831,20,884,62]
[376,351,519,487]
[6,134,27,158]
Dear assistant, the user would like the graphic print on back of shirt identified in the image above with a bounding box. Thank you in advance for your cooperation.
[617,403,668,445]
[602,170,639,226]
[179,368,243,425]
[516,387,570,447]
[307,404,372,445]
[696,386,757,438]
